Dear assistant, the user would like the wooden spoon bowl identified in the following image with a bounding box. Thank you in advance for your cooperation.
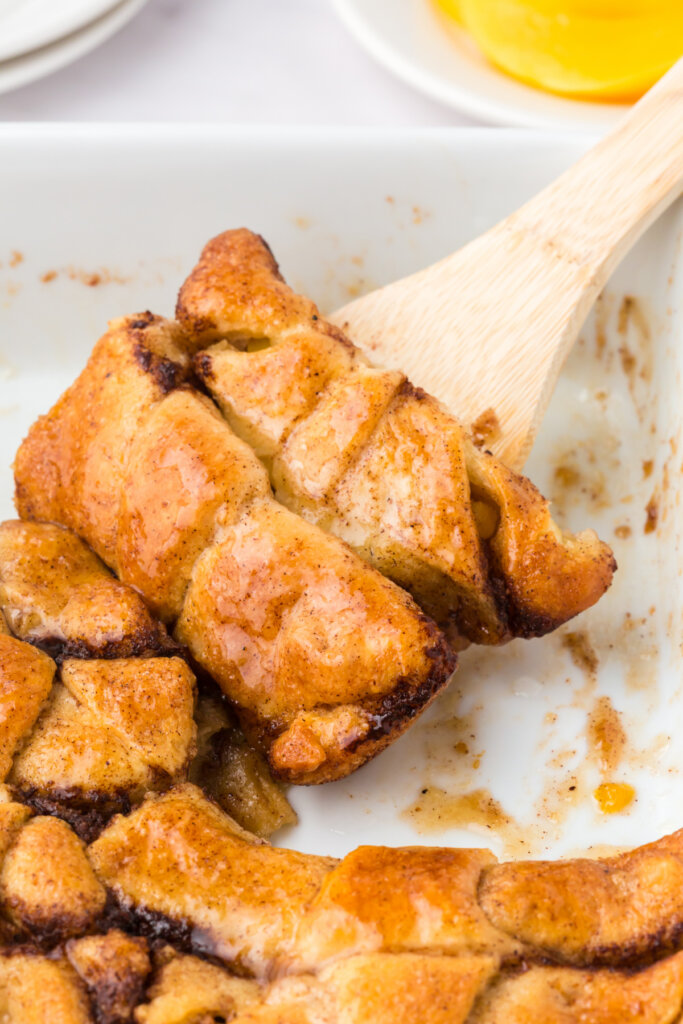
[331,59,683,471]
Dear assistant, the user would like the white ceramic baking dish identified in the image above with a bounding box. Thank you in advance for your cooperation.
[0,125,680,860]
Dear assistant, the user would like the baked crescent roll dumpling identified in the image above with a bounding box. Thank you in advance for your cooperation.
[14,314,455,784]
[177,229,616,646]
[469,956,683,1024]
[0,786,681,1022]
[0,955,92,1024]
[89,784,683,980]
[1,813,106,942]
[90,784,336,977]
[9,655,197,838]
[0,519,293,838]
[0,795,152,1023]
[135,948,683,1024]
[0,634,197,839]
[478,830,683,966]
[136,950,260,1024]
[0,520,176,661]
[0,792,105,945]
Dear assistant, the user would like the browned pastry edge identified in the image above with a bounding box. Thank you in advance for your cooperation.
[0,785,680,1022]
[86,787,683,978]
[31,630,183,666]
[13,316,456,785]
[246,617,456,786]
[177,228,616,648]
[0,545,296,841]
[11,788,135,846]
[0,520,180,664]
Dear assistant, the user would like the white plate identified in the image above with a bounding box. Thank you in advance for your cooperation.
[0,0,148,96]
[0,0,123,63]
[0,126,681,862]
[333,0,630,130]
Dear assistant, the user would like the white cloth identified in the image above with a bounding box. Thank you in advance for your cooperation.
[0,0,476,123]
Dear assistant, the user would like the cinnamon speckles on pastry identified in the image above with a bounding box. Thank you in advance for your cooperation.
[0,530,296,841]
[0,521,177,662]
[0,780,676,1019]
[14,317,455,785]
[178,229,615,647]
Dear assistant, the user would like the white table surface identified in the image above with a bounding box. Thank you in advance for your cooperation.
[0,0,476,124]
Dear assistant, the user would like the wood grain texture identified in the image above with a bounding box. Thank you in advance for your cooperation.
[331,58,683,470]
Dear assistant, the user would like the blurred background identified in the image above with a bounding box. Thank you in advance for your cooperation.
[1,0,679,129]
[0,0,463,124]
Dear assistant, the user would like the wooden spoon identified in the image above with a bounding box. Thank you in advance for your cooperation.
[331,58,683,471]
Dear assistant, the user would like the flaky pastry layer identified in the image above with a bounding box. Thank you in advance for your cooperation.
[14,319,455,783]
[0,522,292,839]
[0,784,679,1022]
[177,229,616,646]
[0,520,176,661]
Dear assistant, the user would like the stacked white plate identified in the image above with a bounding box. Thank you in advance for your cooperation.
[0,0,149,95]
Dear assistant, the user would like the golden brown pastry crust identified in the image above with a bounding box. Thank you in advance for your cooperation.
[0,536,294,840]
[471,957,683,1024]
[177,229,616,645]
[0,563,198,837]
[135,950,258,1024]
[479,829,683,967]
[9,655,197,835]
[0,785,679,1021]
[14,315,455,784]
[0,636,55,781]
[0,521,175,661]
[0,955,92,1024]
[90,785,336,977]
[1,815,106,941]
[66,930,150,1024]
[89,785,683,979]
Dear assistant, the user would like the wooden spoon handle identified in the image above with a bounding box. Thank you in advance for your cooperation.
[511,56,683,284]
[332,59,683,472]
